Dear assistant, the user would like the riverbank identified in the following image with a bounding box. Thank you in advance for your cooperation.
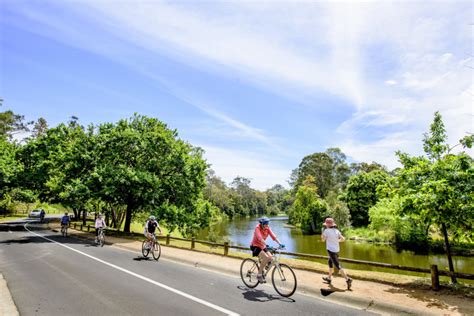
[57,223,474,315]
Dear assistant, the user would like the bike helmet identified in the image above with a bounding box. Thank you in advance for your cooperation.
[258,217,270,225]
[149,215,156,220]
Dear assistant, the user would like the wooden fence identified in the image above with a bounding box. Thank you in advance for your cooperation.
[73,223,474,290]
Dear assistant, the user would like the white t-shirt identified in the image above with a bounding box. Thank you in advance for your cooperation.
[322,228,342,252]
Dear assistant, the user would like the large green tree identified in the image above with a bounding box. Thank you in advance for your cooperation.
[91,114,207,233]
[292,152,334,198]
[289,176,328,233]
[394,111,473,283]
[344,170,388,227]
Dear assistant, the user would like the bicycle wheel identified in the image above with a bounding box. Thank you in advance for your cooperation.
[152,241,161,260]
[142,240,150,258]
[240,258,260,288]
[99,231,105,247]
[271,263,297,297]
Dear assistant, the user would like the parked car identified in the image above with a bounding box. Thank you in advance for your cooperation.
[29,208,45,218]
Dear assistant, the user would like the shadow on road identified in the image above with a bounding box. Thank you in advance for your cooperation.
[238,285,295,303]
[133,256,152,261]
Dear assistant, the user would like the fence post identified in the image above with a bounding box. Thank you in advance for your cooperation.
[87,225,90,232]
[80,224,83,231]
[431,264,440,291]
[166,234,170,245]
[191,237,195,249]
[224,242,229,256]
[73,223,76,229]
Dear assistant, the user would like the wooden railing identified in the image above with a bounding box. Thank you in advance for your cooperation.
[72,223,474,290]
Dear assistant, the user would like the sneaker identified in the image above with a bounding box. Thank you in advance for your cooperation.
[346,278,353,290]
[257,274,266,283]
[322,276,332,284]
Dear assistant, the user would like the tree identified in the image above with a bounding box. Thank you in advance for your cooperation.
[0,138,22,213]
[290,176,328,233]
[326,148,350,192]
[17,121,93,221]
[325,191,351,229]
[91,114,207,233]
[344,170,388,227]
[204,169,235,217]
[32,117,48,138]
[230,176,257,216]
[0,103,33,141]
[393,111,474,283]
[293,152,334,198]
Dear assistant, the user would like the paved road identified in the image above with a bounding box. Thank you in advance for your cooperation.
[0,220,374,316]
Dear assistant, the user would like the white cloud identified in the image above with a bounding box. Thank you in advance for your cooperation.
[199,144,290,190]
[7,1,473,173]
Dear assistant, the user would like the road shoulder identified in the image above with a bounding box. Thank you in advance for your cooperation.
[0,273,19,316]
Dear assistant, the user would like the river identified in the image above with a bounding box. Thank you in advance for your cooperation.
[197,215,474,277]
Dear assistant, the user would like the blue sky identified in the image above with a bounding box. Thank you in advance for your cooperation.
[1,1,472,190]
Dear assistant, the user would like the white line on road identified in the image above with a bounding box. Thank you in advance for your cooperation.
[24,225,239,316]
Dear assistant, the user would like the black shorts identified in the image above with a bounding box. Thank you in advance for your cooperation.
[327,250,342,270]
[250,245,268,257]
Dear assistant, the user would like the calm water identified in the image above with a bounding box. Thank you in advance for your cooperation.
[197,215,474,276]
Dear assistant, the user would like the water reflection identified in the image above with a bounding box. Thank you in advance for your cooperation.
[198,215,474,275]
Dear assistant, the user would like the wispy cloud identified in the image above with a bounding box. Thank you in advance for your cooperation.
[4,0,472,186]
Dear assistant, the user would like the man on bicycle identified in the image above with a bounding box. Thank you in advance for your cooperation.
[60,212,70,228]
[61,212,71,231]
[94,213,106,243]
[144,215,162,247]
[250,217,283,283]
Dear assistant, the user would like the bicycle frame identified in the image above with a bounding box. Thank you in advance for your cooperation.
[261,246,283,278]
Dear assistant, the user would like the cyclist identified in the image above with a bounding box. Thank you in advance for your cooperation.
[94,214,106,243]
[39,209,45,223]
[250,217,283,283]
[60,212,70,231]
[144,215,162,248]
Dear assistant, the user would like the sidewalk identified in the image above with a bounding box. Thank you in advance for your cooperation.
[64,226,473,315]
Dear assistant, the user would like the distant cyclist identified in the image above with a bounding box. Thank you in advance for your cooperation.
[250,217,283,283]
[60,212,70,229]
[144,215,162,246]
[40,209,45,223]
[94,214,106,243]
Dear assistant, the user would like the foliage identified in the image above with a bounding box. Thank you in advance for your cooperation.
[324,191,351,229]
[289,176,328,233]
[292,152,334,198]
[392,111,473,281]
[90,114,207,232]
[344,170,388,227]
[0,107,33,141]
[0,138,22,213]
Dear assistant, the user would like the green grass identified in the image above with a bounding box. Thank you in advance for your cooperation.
[0,214,25,222]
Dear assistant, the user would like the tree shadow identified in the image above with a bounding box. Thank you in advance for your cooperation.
[385,282,474,315]
[0,233,90,246]
[237,285,295,303]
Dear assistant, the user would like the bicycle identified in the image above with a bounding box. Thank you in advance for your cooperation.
[142,234,161,261]
[240,245,297,297]
[96,227,105,247]
[61,224,68,237]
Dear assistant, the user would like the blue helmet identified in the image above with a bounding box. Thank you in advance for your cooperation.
[259,217,270,225]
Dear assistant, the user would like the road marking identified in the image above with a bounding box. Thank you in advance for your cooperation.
[24,224,239,316]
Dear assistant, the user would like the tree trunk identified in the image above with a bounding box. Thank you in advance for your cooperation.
[82,209,87,226]
[124,203,133,233]
[441,222,457,283]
